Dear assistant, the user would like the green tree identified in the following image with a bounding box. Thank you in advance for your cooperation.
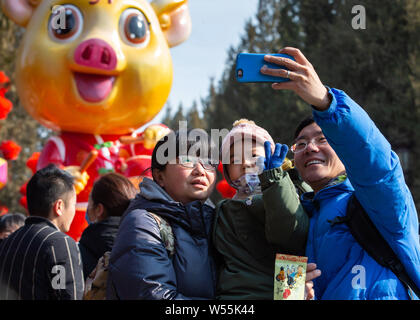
[186,101,206,129]
[203,0,310,144]
[202,0,420,212]
[0,10,51,213]
[161,101,173,127]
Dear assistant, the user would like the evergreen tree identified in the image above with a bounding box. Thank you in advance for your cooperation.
[186,101,206,130]
[161,101,173,127]
[0,10,50,213]
[202,0,420,211]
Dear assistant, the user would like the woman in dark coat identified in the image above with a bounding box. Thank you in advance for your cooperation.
[79,173,137,279]
[107,130,219,299]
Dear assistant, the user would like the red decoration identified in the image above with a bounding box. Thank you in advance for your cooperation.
[0,71,9,85]
[19,196,28,210]
[0,205,9,216]
[216,161,236,199]
[0,140,22,160]
[0,95,12,120]
[26,152,41,173]
[216,179,236,199]
[20,182,28,195]
[0,71,12,120]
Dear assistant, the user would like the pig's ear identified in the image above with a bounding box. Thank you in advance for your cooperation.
[151,0,191,48]
[1,0,41,27]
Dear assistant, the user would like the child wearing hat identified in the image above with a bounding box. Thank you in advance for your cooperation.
[213,119,312,299]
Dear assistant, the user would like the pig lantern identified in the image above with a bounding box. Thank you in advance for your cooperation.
[2,0,191,240]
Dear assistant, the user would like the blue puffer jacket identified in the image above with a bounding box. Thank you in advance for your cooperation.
[302,87,420,300]
[107,178,217,300]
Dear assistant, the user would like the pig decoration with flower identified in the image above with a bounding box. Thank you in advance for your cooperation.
[1,0,190,240]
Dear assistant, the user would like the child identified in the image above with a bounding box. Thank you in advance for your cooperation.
[213,119,312,299]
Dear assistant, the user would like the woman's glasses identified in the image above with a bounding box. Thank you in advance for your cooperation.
[177,155,218,171]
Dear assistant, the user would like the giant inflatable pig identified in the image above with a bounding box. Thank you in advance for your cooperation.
[1,0,191,240]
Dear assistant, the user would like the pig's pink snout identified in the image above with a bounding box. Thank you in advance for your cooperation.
[74,39,117,70]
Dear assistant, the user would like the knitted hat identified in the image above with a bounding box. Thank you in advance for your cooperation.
[221,119,275,185]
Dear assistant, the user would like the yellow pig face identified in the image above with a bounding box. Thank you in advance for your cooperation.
[2,0,191,134]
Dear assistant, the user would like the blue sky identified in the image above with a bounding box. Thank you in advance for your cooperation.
[149,0,260,125]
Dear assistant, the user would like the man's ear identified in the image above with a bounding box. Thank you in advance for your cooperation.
[151,0,191,48]
[52,198,65,218]
[1,0,41,27]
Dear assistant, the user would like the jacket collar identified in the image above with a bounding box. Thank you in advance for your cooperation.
[25,216,60,231]
[139,177,215,209]
[132,178,214,237]
[300,176,354,214]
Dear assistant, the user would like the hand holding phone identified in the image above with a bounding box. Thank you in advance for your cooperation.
[235,53,295,83]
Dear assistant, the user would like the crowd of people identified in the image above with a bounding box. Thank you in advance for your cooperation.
[0,48,419,300]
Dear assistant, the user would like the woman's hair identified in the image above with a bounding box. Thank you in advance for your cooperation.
[151,129,218,175]
[0,213,26,233]
[90,173,137,217]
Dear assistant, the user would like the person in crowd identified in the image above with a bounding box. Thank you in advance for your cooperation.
[213,118,315,299]
[107,128,320,300]
[0,213,26,243]
[107,130,219,299]
[260,47,420,299]
[0,164,84,300]
[79,172,137,279]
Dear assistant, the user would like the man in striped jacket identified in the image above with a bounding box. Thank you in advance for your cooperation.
[0,164,84,299]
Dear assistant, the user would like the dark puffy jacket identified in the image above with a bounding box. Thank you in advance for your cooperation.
[107,178,217,300]
[78,216,121,279]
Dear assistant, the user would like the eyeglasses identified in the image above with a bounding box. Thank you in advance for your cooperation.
[177,155,218,171]
[290,136,328,154]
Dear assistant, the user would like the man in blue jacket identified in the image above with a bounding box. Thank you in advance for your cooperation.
[261,47,420,299]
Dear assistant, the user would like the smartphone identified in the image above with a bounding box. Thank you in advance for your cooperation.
[235,53,295,83]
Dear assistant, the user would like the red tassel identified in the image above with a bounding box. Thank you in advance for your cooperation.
[0,140,22,160]
[216,179,236,199]
[217,162,224,174]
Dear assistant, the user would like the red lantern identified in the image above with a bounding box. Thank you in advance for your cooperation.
[19,196,28,210]
[0,140,22,160]
[0,71,12,120]
[20,182,28,195]
[0,95,12,120]
[0,204,9,216]
[0,71,9,85]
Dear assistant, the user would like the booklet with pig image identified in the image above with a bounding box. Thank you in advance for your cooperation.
[274,254,308,300]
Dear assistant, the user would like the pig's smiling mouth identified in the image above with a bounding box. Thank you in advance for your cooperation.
[73,72,116,103]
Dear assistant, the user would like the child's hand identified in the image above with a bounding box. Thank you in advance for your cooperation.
[263,141,289,171]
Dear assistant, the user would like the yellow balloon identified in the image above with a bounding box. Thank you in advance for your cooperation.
[14,0,176,135]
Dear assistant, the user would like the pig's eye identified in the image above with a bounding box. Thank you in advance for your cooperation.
[120,8,150,47]
[48,5,83,42]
